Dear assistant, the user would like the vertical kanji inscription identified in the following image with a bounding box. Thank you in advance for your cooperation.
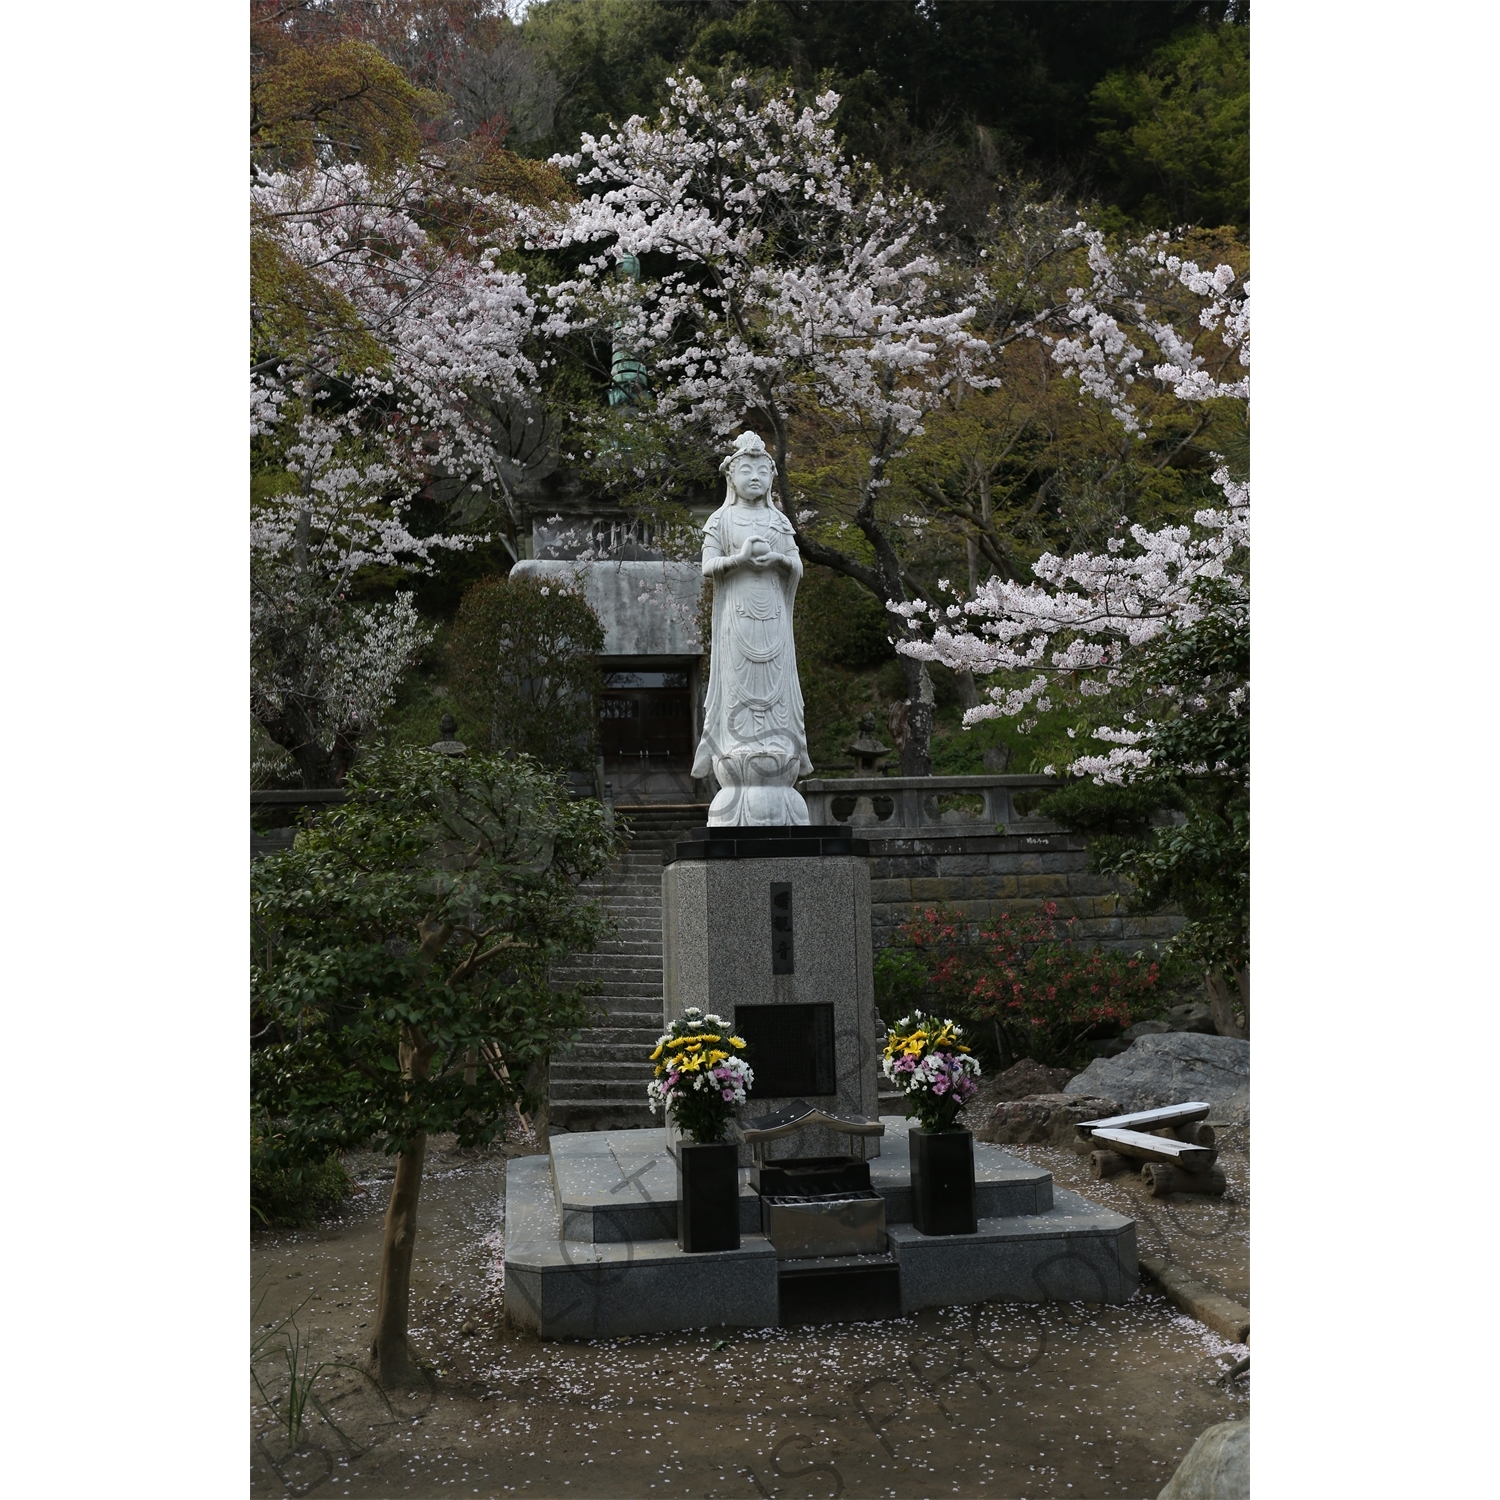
[770,882,794,974]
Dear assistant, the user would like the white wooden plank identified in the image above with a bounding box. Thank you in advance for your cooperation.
[1075,1102,1212,1138]
[1090,1127,1217,1167]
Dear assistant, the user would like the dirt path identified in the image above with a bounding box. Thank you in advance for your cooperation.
[252,1139,1248,1499]
[1002,1126,1249,1309]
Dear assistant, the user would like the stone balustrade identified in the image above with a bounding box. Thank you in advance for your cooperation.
[798,774,1065,837]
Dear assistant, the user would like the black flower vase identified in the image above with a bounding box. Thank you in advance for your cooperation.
[677,1141,741,1253]
[909,1127,978,1235]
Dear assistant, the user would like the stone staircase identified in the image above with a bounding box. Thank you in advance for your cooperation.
[548,804,707,1133]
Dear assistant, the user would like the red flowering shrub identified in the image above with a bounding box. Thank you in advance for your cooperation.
[891,902,1163,1069]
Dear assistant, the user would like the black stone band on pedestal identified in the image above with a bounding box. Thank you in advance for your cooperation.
[666,825,869,863]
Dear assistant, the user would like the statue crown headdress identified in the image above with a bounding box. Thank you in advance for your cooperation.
[718,430,777,477]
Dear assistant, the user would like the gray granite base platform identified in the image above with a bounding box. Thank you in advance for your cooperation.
[505,1122,1137,1339]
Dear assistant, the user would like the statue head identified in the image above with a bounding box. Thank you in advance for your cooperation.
[719,430,775,505]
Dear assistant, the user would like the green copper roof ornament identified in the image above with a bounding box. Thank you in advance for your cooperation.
[608,253,650,408]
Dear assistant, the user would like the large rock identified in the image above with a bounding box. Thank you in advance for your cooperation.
[1164,1001,1219,1035]
[1065,1032,1249,1125]
[989,1059,1074,1100]
[974,1093,1121,1150]
[1122,1003,1217,1044]
[1157,1420,1248,1499]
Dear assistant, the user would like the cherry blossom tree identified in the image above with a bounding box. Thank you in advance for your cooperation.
[893,232,1249,1032]
[892,230,1248,773]
[532,75,991,772]
[251,156,565,783]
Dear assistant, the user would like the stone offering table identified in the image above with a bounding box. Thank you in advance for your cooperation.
[503,1118,1139,1339]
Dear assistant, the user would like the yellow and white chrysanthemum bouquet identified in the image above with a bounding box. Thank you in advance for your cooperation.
[647,1006,754,1143]
[882,1012,982,1132]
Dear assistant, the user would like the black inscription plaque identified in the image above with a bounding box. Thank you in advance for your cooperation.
[770,882,794,974]
[734,1003,836,1098]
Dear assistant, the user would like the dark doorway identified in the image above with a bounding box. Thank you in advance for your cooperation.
[601,669,693,770]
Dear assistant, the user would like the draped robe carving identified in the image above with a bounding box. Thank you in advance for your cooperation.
[691,444,812,826]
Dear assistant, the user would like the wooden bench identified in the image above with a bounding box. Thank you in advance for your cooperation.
[1089,1126,1216,1169]
[1075,1102,1211,1142]
[1076,1103,1226,1196]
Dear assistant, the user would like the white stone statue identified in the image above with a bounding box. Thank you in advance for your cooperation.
[691,432,813,825]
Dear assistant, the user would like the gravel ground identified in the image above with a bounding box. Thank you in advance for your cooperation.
[251,1127,1248,1499]
[1001,1127,1249,1308]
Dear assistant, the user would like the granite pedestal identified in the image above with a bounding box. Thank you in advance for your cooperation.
[661,826,881,1163]
[503,1120,1138,1339]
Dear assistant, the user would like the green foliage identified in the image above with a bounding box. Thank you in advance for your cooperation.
[447,575,605,771]
[251,33,444,174]
[887,902,1165,1070]
[796,567,896,672]
[1090,23,1250,231]
[927,711,1014,776]
[1034,781,1177,837]
[251,1131,352,1228]
[874,946,929,1030]
[522,2,1238,232]
[792,566,898,769]
[251,746,622,1167]
[1061,580,1249,979]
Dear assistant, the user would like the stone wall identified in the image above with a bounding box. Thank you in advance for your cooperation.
[861,827,1181,954]
[510,558,703,656]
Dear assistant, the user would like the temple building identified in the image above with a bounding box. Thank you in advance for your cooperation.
[511,496,709,805]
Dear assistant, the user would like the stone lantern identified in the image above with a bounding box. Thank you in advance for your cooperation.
[429,713,468,757]
[846,712,890,775]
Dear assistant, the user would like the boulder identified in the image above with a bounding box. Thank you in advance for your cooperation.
[1164,1001,1219,1035]
[1156,1420,1248,1499]
[1121,1004,1217,1044]
[974,1093,1121,1150]
[1216,1084,1250,1128]
[989,1059,1074,1101]
[1065,1032,1249,1126]
[1121,1018,1172,1042]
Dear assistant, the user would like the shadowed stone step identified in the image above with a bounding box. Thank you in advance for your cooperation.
[548,809,707,1128]
[549,1060,658,1081]
[550,1079,663,1102]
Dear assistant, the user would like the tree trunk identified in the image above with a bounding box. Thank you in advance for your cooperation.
[522,1056,551,1140]
[1205,969,1247,1040]
[1142,1161,1227,1198]
[1232,963,1249,1036]
[254,698,340,789]
[990,1018,1012,1071]
[370,1021,437,1388]
[370,1132,428,1388]
[898,655,935,776]
[292,731,338,791]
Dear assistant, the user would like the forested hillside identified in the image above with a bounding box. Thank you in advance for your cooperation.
[250,0,1248,786]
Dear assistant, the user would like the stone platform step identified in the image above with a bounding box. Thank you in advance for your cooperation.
[503,1119,1139,1339]
[544,1102,658,1135]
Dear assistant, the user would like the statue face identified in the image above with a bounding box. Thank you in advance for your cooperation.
[729,453,772,501]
